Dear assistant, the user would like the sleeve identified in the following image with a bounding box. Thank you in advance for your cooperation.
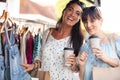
[114,36,120,59]
[79,42,89,55]
[34,28,50,61]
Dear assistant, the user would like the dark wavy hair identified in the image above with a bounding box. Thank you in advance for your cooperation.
[55,0,85,56]
[82,6,102,23]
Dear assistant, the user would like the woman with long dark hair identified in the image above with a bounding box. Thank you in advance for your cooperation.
[21,0,85,80]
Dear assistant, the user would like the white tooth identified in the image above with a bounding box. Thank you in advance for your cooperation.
[68,17,73,21]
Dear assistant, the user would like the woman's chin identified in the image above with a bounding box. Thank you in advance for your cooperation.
[88,32,94,35]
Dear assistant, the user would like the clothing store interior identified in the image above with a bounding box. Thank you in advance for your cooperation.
[0,0,120,80]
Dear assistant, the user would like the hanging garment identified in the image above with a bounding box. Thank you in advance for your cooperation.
[3,23,32,80]
[33,33,42,61]
[0,34,4,80]
[26,32,34,64]
[20,30,28,64]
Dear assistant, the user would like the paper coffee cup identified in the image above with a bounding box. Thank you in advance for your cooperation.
[64,47,74,67]
[89,35,100,49]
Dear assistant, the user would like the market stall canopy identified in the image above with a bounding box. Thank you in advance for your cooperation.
[20,0,56,20]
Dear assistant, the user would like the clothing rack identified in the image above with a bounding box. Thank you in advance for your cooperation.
[13,17,56,35]
[13,18,55,26]
[13,14,56,27]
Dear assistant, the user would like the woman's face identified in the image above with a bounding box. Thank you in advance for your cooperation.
[83,16,103,35]
[62,3,82,27]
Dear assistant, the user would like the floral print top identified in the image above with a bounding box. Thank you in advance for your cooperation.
[35,29,75,80]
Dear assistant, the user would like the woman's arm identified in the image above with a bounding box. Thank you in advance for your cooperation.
[79,65,85,80]
[21,60,41,72]
[93,48,119,67]
[77,51,88,80]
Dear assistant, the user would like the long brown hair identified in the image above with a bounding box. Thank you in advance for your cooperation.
[56,0,85,56]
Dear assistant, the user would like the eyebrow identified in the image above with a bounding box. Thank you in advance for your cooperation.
[69,6,81,13]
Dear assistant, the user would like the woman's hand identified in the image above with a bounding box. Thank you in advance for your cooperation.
[77,51,88,67]
[21,63,34,72]
[66,54,76,71]
[92,48,119,67]
[77,51,87,80]
[92,48,107,61]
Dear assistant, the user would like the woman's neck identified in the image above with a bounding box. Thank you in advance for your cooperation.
[58,24,72,36]
[52,24,72,40]
[95,31,106,38]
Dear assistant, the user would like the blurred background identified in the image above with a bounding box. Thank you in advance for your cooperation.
[0,0,119,79]
[0,0,120,34]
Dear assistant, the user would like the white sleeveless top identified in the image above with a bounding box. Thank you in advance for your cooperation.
[40,29,75,80]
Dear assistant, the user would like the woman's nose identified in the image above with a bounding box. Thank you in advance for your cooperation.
[87,22,92,27]
[71,11,77,17]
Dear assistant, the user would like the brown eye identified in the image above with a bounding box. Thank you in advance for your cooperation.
[68,8,73,11]
[76,12,80,16]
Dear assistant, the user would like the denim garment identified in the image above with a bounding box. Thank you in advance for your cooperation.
[0,35,3,54]
[9,44,31,80]
[4,23,32,80]
[0,35,4,80]
[0,56,4,80]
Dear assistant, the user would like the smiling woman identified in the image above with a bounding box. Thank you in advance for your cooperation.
[21,0,85,80]
[78,6,120,80]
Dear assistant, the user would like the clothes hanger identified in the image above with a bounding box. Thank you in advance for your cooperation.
[0,11,15,34]
[0,10,6,23]
[19,26,28,36]
[0,3,14,34]
[0,10,8,33]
